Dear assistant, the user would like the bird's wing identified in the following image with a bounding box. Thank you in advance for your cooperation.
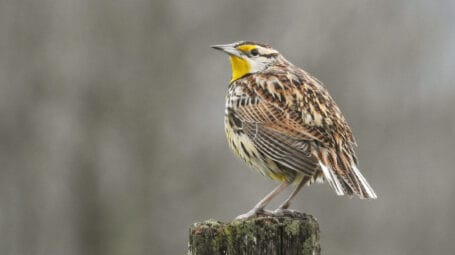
[230,71,376,199]
[232,99,320,143]
[251,71,377,198]
[232,72,355,150]
[229,87,320,177]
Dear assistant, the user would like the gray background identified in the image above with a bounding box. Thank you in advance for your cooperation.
[1,0,454,254]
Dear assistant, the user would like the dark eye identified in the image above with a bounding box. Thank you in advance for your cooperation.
[251,49,259,56]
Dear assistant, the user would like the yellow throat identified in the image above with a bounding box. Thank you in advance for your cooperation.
[229,56,251,82]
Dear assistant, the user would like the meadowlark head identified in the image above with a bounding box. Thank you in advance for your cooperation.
[212,41,280,82]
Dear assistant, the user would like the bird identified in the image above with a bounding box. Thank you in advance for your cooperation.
[212,41,377,220]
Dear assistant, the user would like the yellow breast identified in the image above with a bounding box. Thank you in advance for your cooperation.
[229,56,251,82]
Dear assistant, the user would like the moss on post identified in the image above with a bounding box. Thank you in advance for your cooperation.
[188,213,320,255]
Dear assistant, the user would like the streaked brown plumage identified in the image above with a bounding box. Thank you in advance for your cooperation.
[212,41,376,219]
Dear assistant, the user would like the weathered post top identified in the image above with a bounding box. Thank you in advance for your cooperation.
[188,212,320,255]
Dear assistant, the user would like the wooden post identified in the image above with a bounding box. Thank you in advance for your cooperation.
[188,213,320,255]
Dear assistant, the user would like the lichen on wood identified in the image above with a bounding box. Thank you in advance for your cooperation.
[188,213,320,255]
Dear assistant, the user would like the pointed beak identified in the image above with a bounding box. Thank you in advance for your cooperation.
[211,43,241,57]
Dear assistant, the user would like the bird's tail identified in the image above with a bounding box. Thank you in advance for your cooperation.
[312,148,377,199]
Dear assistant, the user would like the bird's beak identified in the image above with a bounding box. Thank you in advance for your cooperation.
[211,43,241,57]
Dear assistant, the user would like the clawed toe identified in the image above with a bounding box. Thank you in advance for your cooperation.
[235,207,303,220]
[272,208,301,217]
[234,208,273,220]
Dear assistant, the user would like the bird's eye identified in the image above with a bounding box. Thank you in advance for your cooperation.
[251,49,259,56]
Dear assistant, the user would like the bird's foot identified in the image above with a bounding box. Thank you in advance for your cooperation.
[234,208,273,220]
[272,208,303,217]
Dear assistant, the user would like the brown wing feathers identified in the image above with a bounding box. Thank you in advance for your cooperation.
[230,68,377,199]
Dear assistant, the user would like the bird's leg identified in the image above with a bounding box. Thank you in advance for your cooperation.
[235,181,290,220]
[273,176,310,216]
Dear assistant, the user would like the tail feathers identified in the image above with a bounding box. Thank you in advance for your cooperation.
[351,164,377,199]
[318,161,345,195]
[314,149,377,199]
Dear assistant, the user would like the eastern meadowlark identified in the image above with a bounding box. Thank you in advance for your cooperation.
[212,41,377,220]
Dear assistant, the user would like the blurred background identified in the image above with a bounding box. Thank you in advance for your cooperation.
[1,0,454,254]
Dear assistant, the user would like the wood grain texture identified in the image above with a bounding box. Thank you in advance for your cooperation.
[189,213,320,255]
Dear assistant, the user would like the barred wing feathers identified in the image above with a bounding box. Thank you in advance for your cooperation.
[231,97,318,179]
[231,70,377,199]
